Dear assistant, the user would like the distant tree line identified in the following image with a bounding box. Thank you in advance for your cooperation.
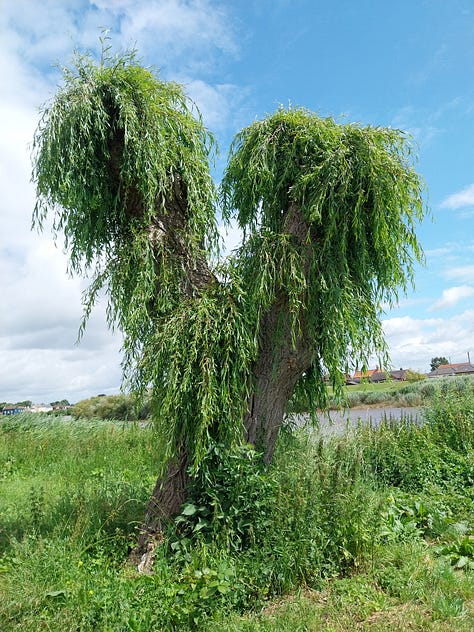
[0,400,32,409]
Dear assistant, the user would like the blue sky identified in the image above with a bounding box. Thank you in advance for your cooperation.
[1,0,473,403]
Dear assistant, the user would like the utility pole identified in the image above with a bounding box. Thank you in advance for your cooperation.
[468,351,471,364]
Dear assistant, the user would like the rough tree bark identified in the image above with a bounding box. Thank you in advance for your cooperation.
[244,303,312,464]
[129,446,189,567]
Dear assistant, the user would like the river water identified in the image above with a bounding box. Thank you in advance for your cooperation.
[289,406,422,435]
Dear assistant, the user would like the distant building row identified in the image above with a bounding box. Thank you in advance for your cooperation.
[427,362,474,378]
[346,368,407,385]
[1,404,71,416]
[346,362,474,384]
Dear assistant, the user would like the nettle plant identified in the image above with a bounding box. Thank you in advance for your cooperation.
[32,42,426,554]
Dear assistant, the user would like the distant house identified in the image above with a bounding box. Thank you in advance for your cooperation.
[345,373,358,385]
[30,404,53,413]
[427,363,474,378]
[2,405,27,416]
[352,368,379,383]
[390,369,407,381]
[352,368,407,384]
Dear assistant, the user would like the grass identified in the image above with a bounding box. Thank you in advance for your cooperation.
[1,378,474,630]
[347,379,413,393]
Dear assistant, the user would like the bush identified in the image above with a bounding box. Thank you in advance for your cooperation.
[175,443,278,553]
[425,380,474,453]
[71,394,150,421]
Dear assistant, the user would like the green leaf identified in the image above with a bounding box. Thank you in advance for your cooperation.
[182,503,198,516]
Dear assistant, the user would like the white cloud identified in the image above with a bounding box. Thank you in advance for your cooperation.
[443,265,474,284]
[94,0,238,74]
[382,311,474,372]
[430,285,474,311]
[440,183,474,210]
[219,223,243,254]
[0,342,123,405]
[185,80,245,131]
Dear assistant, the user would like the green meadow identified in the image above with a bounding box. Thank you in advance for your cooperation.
[1,377,474,630]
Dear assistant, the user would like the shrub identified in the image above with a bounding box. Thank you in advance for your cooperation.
[71,394,150,421]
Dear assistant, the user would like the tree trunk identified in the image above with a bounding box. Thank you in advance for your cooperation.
[244,302,312,463]
[131,201,312,562]
[129,446,189,566]
[244,203,314,463]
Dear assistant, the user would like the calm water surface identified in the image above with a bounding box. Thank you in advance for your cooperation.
[290,407,422,434]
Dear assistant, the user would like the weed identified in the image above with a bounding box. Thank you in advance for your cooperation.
[29,486,45,534]
[437,536,474,571]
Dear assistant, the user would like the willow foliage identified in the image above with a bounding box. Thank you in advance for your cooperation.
[31,48,253,474]
[222,108,425,390]
[32,49,426,475]
[32,48,217,338]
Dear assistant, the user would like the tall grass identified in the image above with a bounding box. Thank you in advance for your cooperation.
[342,375,474,409]
[0,416,157,554]
[1,379,474,630]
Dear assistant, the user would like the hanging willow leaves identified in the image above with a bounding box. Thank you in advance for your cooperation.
[32,46,426,491]
[221,107,425,401]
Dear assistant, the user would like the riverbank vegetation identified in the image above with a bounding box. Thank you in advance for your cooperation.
[70,375,474,422]
[1,377,474,630]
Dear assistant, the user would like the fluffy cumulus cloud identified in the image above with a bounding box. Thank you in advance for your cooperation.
[382,310,474,372]
[0,0,239,404]
[430,285,474,311]
[184,80,247,132]
[118,0,237,64]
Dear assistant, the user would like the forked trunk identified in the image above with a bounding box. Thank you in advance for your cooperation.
[131,204,313,562]
[131,311,311,562]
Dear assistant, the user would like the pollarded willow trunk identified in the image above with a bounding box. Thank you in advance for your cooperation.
[134,204,314,560]
[244,205,314,463]
[132,325,310,562]
[244,303,313,464]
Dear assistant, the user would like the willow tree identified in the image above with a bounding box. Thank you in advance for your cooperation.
[32,48,425,554]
